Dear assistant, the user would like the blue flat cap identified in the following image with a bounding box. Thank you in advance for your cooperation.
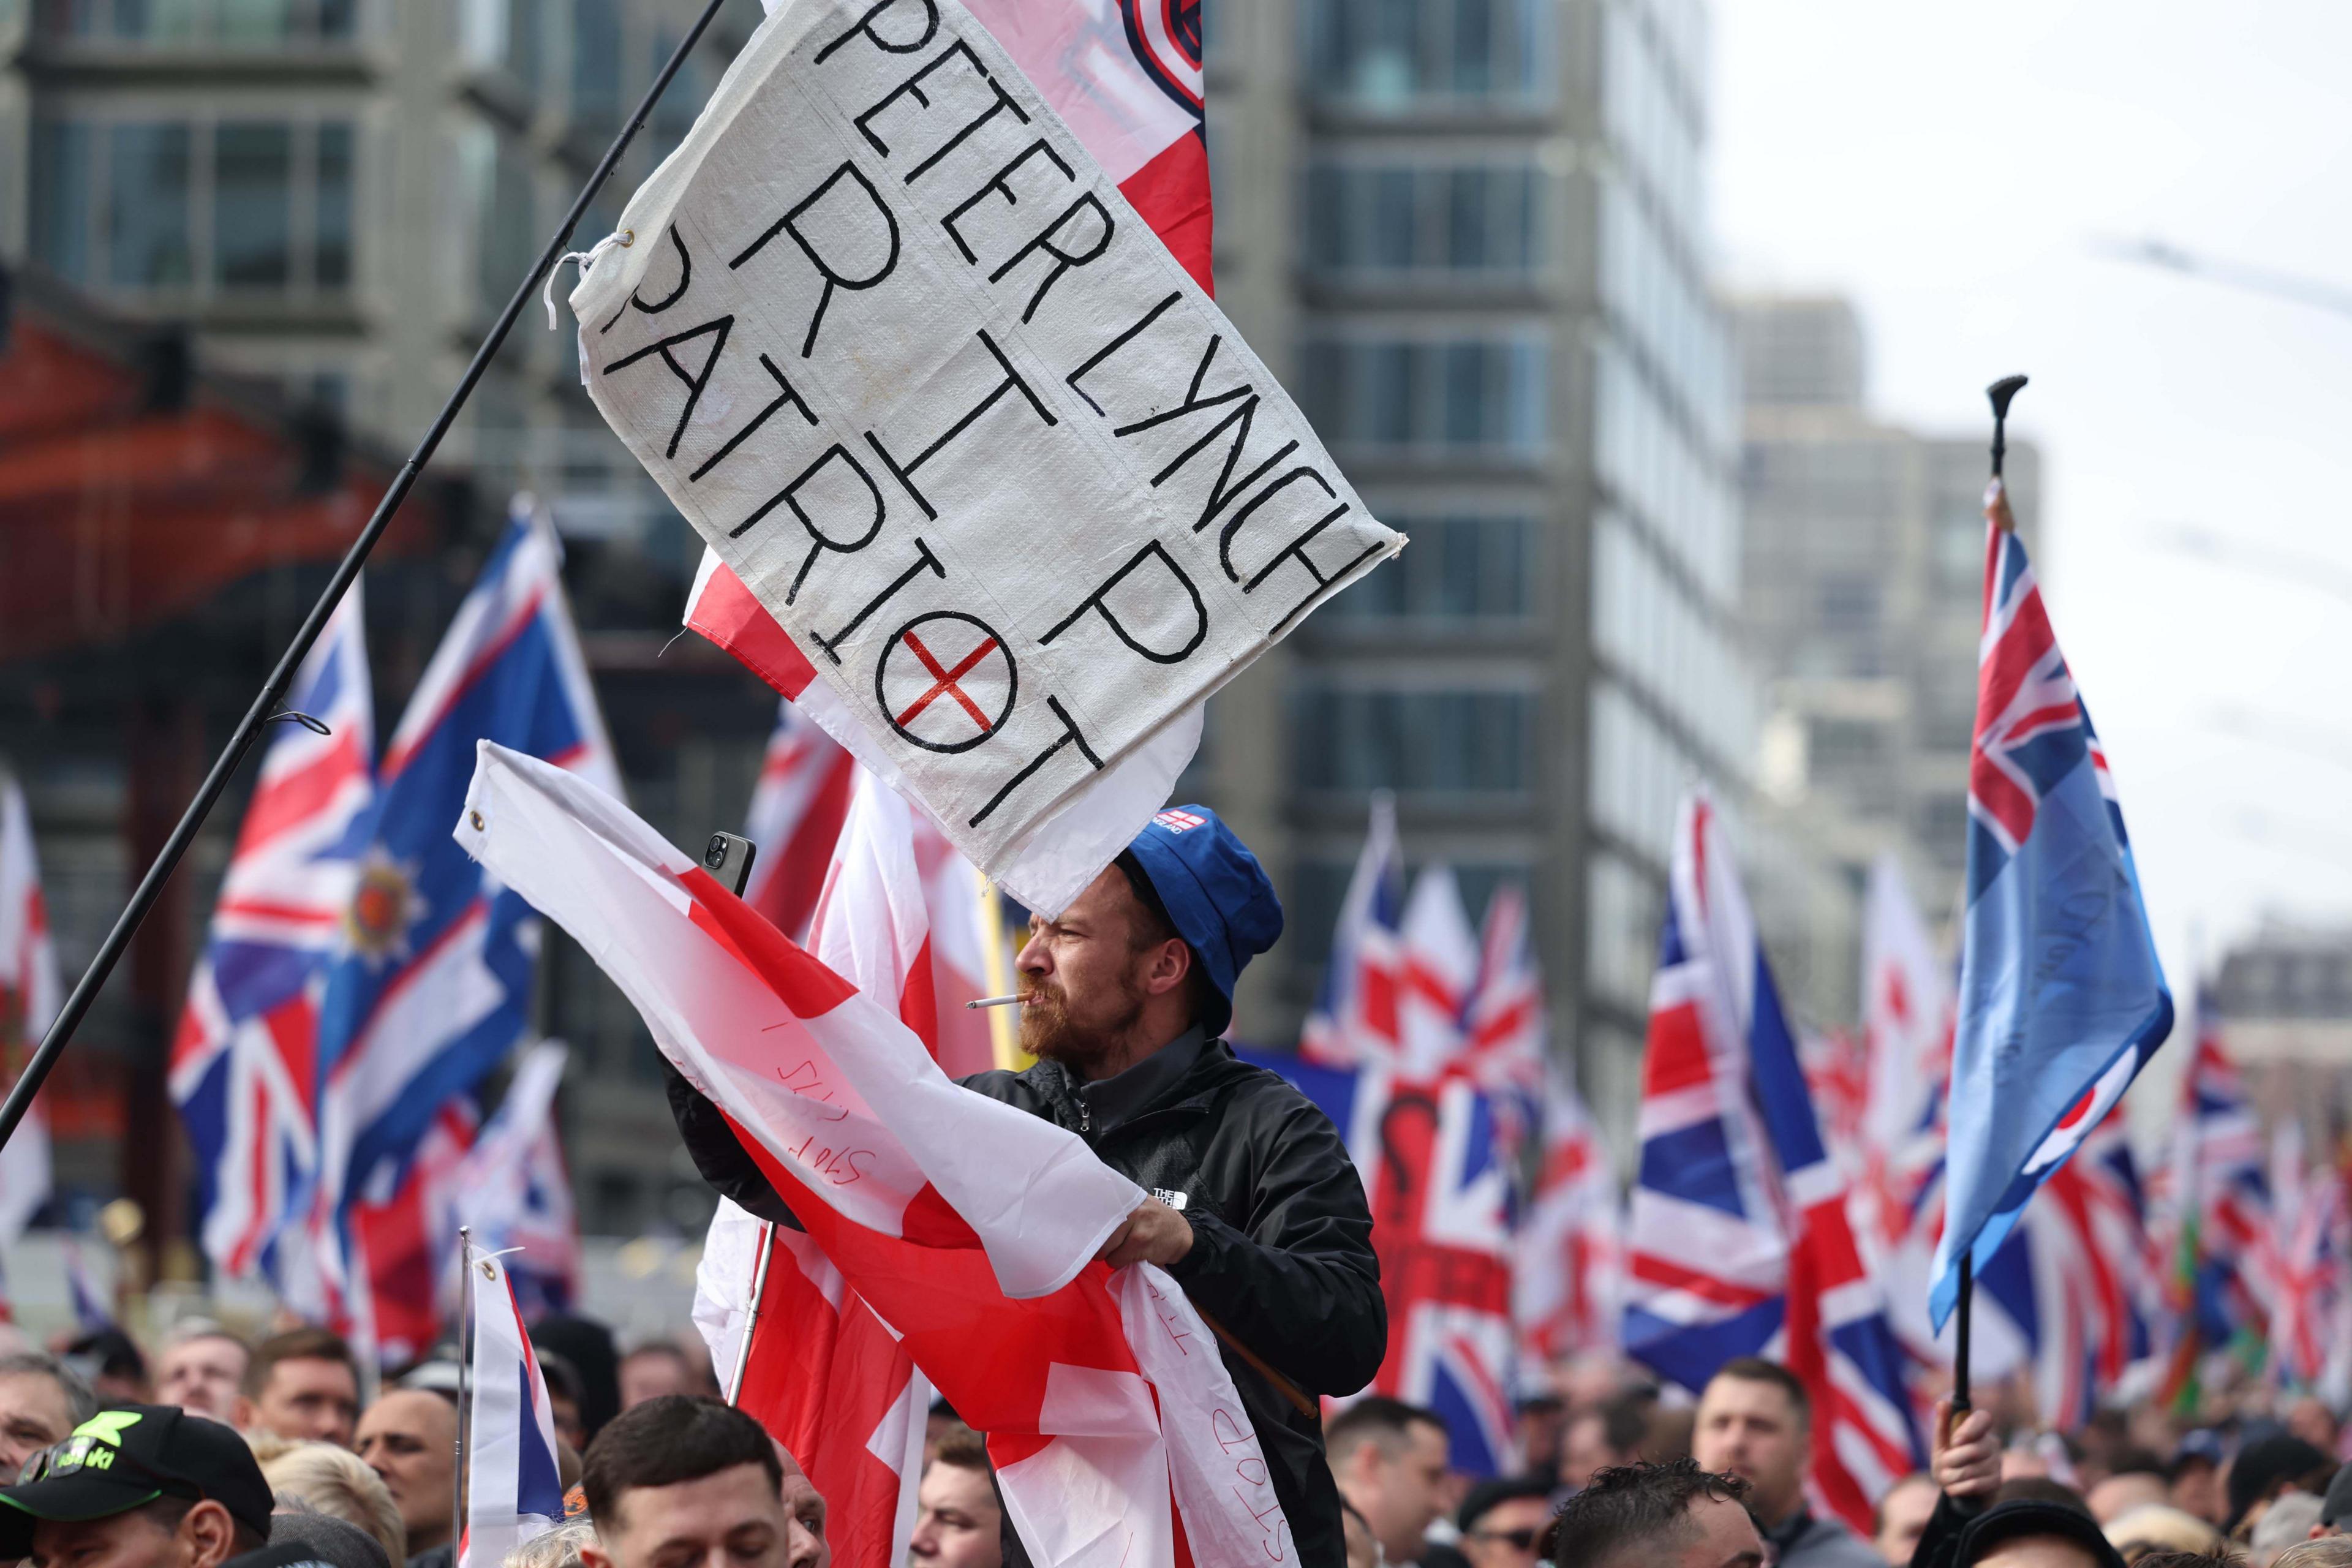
[1123,805,1282,1036]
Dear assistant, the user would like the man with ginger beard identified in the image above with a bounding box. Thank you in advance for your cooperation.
[665,805,1384,1568]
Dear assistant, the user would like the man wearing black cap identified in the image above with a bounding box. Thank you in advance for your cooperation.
[0,1404,273,1568]
[668,807,1385,1566]
[1942,1501,2128,1568]
[2226,1436,2335,1539]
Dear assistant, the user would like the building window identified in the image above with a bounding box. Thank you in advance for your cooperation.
[466,130,538,320]
[107,123,194,290]
[1809,717,1885,774]
[1815,575,1880,636]
[1289,859,1357,977]
[1291,685,1532,796]
[317,123,354,288]
[573,0,625,137]
[36,0,358,45]
[1586,849,1660,1012]
[1917,796,1970,865]
[1291,859,1516,982]
[1593,339,1736,600]
[1302,334,1547,456]
[649,28,703,158]
[458,0,547,89]
[1599,179,1732,448]
[1324,514,1531,624]
[1589,680,1711,857]
[31,121,96,286]
[215,122,292,288]
[1592,510,1754,772]
[1305,161,1540,277]
[34,116,358,300]
[1301,0,1547,110]
[1936,508,1986,588]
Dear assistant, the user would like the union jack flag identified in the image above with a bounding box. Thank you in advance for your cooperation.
[1395,866,1480,1082]
[2265,1123,2348,1393]
[1933,479,2171,1329]
[2153,1017,2273,1361]
[1625,793,1922,1532]
[1300,795,1402,1070]
[1853,857,1952,1271]
[1800,1027,1868,1178]
[1986,1114,2152,1430]
[453,1041,579,1319]
[1245,1047,1519,1476]
[314,505,617,1280]
[1514,1063,1620,1363]
[171,588,374,1292]
[1464,884,1545,1156]
[347,1099,477,1368]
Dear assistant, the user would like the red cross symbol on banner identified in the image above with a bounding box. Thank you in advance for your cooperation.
[876,612,1017,755]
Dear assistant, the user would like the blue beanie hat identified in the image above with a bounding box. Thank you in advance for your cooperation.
[1121,805,1283,1036]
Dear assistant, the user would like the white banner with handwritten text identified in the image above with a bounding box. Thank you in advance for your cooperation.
[570,0,1401,910]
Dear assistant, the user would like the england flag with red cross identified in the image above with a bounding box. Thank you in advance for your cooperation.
[462,743,1293,1568]
[741,700,856,944]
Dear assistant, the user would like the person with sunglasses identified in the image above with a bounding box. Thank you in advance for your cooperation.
[0,1403,274,1568]
[1455,1479,1556,1568]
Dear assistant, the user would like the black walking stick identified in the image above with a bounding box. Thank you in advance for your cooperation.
[1950,372,2027,1429]
[0,0,734,1159]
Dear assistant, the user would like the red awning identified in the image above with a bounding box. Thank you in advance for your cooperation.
[0,301,431,661]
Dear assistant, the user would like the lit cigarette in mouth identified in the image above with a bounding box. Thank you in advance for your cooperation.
[965,994,1025,1010]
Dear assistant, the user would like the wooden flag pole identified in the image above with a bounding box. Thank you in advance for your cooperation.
[1951,372,2027,1422]
[0,0,733,1161]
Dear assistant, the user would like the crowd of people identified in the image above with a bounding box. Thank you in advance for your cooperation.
[0,1312,1007,1568]
[0,1308,2345,1568]
[1314,1352,2352,1568]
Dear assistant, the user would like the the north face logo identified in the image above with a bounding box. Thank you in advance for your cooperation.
[1153,810,1205,833]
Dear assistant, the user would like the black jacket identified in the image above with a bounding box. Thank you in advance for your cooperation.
[666,1035,1385,1567]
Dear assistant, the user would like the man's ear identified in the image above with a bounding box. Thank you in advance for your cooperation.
[581,1538,617,1568]
[232,1395,256,1430]
[1140,938,1191,998]
[181,1498,239,1568]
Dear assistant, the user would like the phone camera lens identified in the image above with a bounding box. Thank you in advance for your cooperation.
[703,835,729,870]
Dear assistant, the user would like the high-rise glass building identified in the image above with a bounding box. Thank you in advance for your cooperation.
[1204,0,1757,1123]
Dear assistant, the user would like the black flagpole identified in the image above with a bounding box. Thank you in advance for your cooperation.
[1988,374,2028,483]
[0,0,734,1158]
[1951,372,2027,1422]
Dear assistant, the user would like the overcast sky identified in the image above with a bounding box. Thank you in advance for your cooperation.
[1713,0,2352,1011]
